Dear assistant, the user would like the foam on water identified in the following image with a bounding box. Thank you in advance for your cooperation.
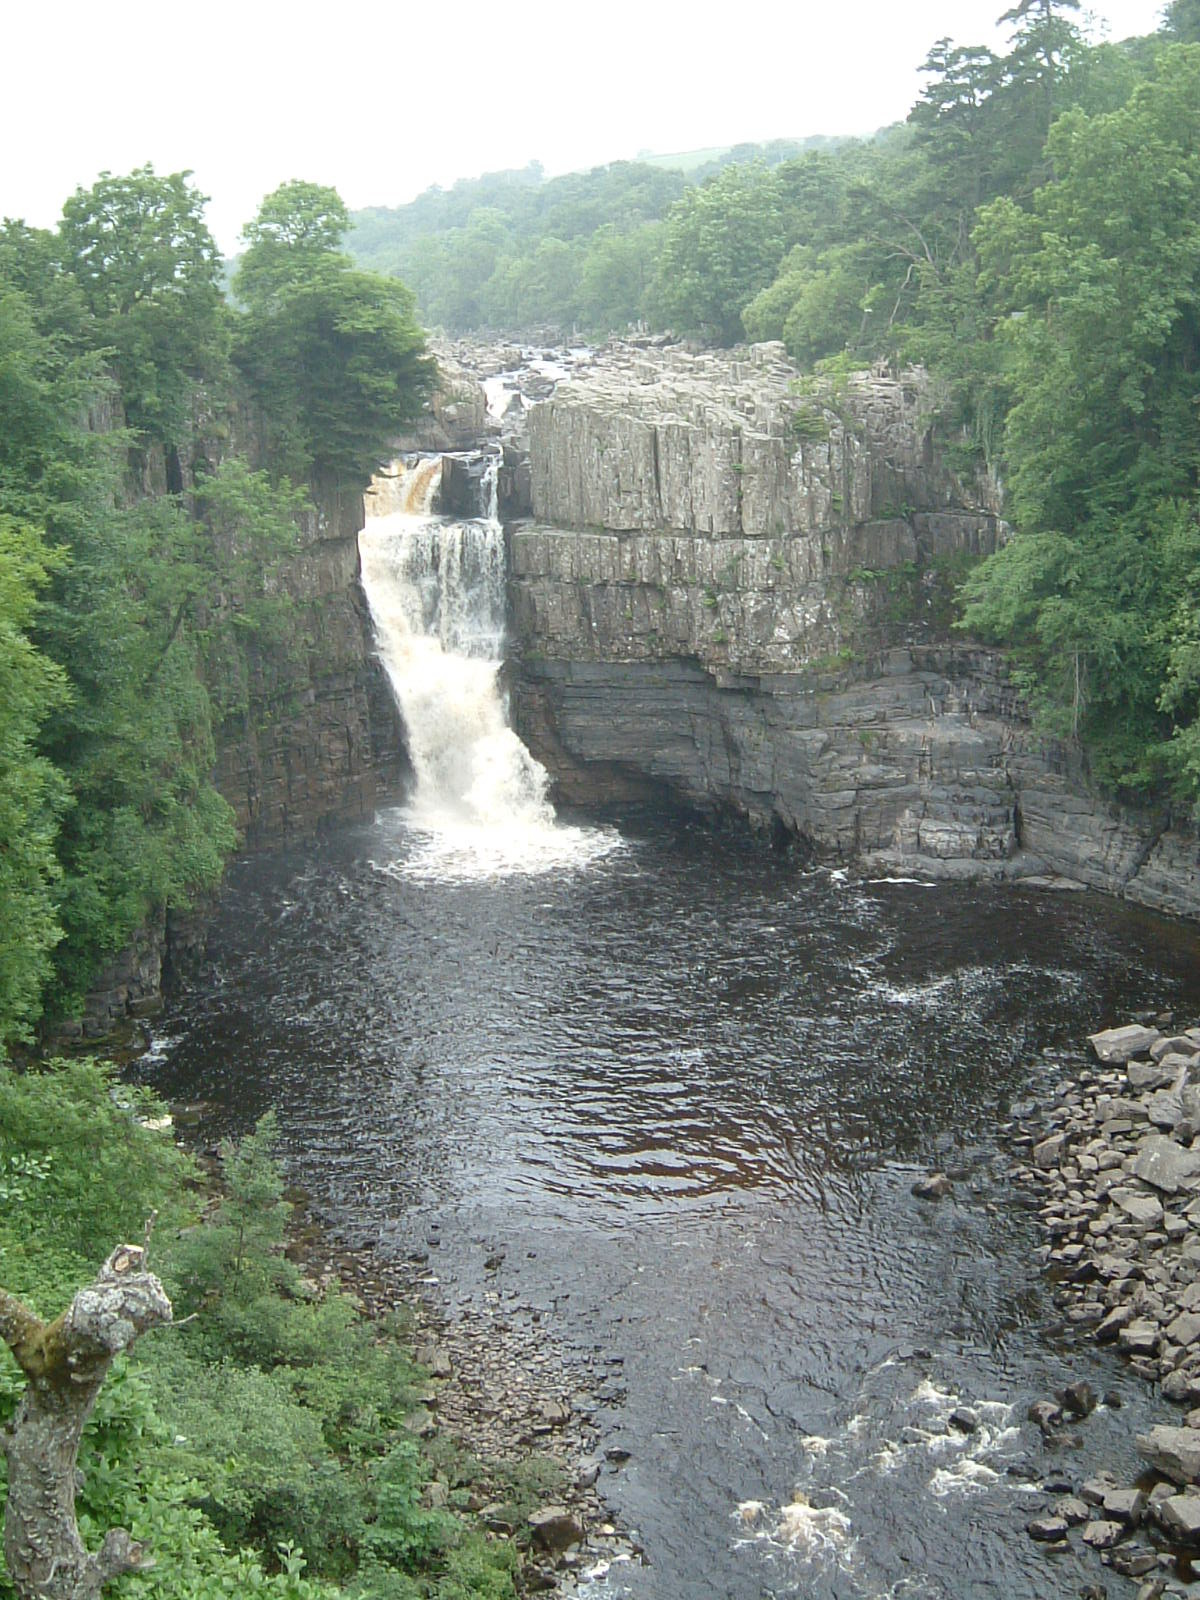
[359,457,619,882]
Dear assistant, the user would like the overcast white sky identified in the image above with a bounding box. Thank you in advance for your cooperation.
[4,0,1169,253]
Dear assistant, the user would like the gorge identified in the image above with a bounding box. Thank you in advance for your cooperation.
[132,340,1200,1599]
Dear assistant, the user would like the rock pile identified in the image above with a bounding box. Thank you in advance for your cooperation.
[1012,1017,1200,1587]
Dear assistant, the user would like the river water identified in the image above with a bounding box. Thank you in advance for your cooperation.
[140,484,1200,1599]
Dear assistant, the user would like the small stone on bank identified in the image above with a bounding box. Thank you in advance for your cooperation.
[912,1172,952,1200]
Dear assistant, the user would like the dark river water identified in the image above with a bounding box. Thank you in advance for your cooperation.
[141,805,1200,1600]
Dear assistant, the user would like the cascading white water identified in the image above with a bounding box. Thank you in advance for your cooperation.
[359,455,617,881]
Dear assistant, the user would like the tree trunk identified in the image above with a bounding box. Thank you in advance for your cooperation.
[1,1244,172,1600]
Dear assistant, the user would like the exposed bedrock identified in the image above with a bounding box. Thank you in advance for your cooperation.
[508,342,1200,916]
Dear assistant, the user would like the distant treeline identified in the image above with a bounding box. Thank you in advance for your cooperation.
[346,138,850,336]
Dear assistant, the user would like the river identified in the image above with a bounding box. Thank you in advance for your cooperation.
[137,474,1200,1599]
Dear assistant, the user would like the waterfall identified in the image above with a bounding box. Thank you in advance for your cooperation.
[359,455,617,881]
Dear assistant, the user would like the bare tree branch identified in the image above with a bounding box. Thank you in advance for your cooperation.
[2,1243,172,1600]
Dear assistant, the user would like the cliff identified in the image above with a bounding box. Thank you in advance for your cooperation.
[80,410,404,1038]
[508,342,1200,918]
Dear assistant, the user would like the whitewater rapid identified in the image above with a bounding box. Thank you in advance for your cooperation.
[358,456,618,882]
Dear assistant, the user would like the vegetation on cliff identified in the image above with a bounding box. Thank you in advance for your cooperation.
[0,170,430,1049]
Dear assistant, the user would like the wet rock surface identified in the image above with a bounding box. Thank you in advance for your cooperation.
[1012,1014,1200,1589]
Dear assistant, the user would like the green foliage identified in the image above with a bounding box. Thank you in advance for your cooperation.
[1166,0,1200,41]
[58,167,227,445]
[0,517,66,1046]
[235,182,351,307]
[347,160,685,336]
[234,185,432,486]
[0,186,369,1026]
[33,484,240,1013]
[962,47,1200,795]
[650,164,787,344]
[0,1071,519,1600]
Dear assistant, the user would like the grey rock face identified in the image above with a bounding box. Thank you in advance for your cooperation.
[1090,1025,1163,1064]
[529,345,1001,541]
[1132,1137,1200,1196]
[510,343,1200,915]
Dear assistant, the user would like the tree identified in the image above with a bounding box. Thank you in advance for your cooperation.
[57,168,226,445]
[650,164,787,344]
[0,514,66,1049]
[233,181,349,307]
[962,47,1200,794]
[998,0,1079,22]
[1,1244,172,1600]
[233,183,432,486]
[1164,0,1200,41]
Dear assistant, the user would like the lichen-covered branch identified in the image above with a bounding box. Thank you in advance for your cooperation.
[1,1244,171,1600]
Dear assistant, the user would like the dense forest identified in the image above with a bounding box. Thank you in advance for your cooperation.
[350,0,1200,817]
[346,139,843,335]
[0,174,430,1053]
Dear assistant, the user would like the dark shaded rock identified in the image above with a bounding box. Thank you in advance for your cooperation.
[1027,1516,1069,1541]
[528,1505,584,1553]
[913,1172,953,1200]
[1061,1381,1097,1418]
[1108,1545,1158,1578]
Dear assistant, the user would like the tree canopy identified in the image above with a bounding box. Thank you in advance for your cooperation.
[0,168,431,1046]
[234,183,433,484]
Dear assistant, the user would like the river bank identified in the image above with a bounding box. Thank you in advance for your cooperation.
[1005,1015,1200,1594]
[284,1203,639,1593]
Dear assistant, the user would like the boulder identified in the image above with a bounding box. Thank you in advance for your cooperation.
[528,1505,584,1553]
[1136,1424,1200,1484]
[1027,1516,1068,1541]
[1116,1192,1165,1227]
[1033,1134,1065,1170]
[1081,1519,1123,1548]
[1089,1025,1162,1064]
[1132,1137,1200,1195]
[1158,1492,1200,1541]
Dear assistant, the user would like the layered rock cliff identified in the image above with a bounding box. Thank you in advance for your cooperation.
[508,342,1200,918]
[81,417,405,1037]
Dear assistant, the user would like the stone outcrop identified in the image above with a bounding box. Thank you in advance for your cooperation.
[507,342,1200,915]
[527,341,1001,545]
[212,481,394,846]
[393,341,491,452]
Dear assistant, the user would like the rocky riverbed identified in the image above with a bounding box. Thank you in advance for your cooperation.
[1005,1015,1200,1594]
[278,1195,640,1595]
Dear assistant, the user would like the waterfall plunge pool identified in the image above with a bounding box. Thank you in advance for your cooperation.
[140,806,1200,1600]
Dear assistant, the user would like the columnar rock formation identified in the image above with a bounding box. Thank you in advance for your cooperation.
[507,341,1200,916]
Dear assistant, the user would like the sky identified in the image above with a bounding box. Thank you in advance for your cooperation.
[4,0,1170,253]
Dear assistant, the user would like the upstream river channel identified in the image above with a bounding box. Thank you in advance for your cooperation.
[140,806,1200,1600]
